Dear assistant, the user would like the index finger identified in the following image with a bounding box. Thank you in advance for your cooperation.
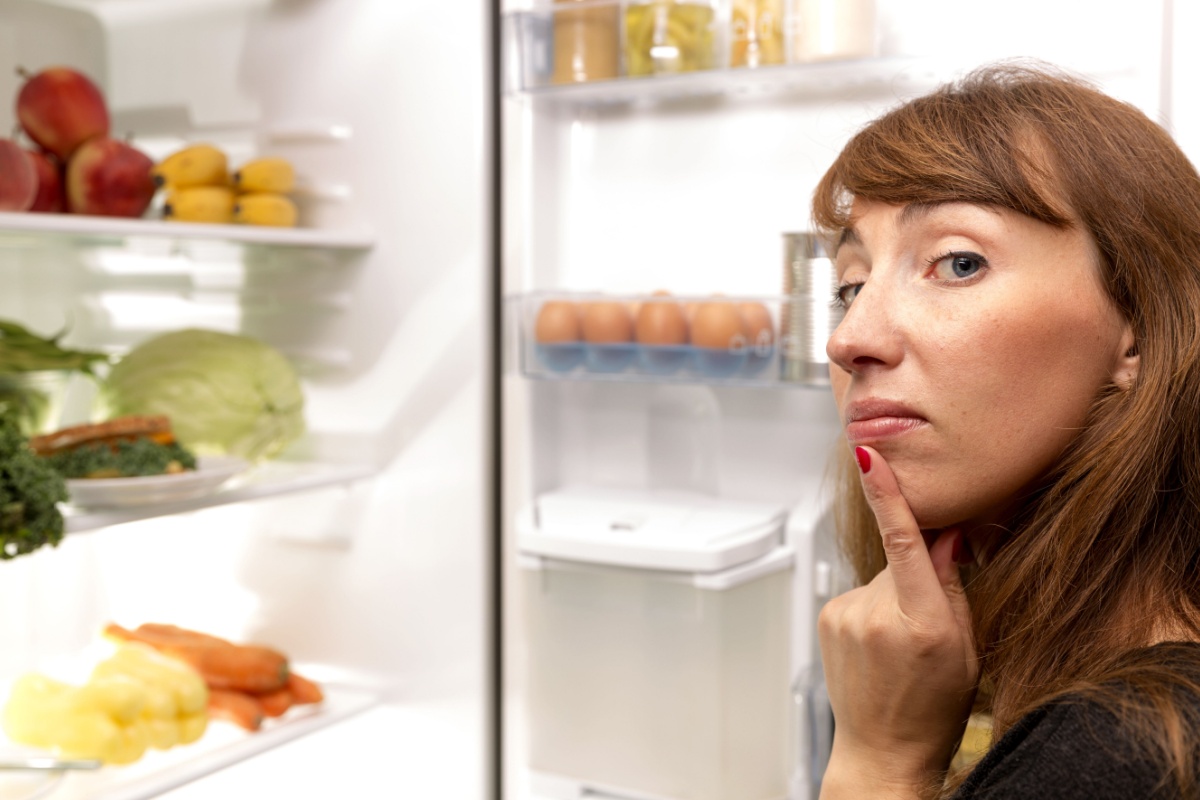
[854,445,944,616]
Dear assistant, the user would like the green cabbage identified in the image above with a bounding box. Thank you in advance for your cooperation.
[100,329,305,461]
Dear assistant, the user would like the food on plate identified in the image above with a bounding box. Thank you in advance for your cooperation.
[0,407,67,560]
[92,644,209,751]
[232,157,296,194]
[163,185,236,224]
[100,328,306,461]
[534,300,581,344]
[635,291,688,346]
[231,192,298,227]
[285,671,325,705]
[690,299,749,350]
[0,138,37,212]
[105,622,290,694]
[26,148,65,212]
[65,135,156,218]
[32,414,198,479]
[103,622,323,733]
[207,688,265,731]
[152,143,230,190]
[3,641,212,765]
[3,644,210,764]
[3,673,148,764]
[15,66,110,161]
[581,301,634,344]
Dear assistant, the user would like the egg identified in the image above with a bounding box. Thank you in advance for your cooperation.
[582,301,634,343]
[635,292,688,346]
[738,301,775,347]
[535,300,582,343]
[691,300,748,350]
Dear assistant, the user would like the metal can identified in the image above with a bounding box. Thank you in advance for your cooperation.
[780,232,841,384]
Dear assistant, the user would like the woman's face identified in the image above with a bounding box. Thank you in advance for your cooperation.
[827,200,1134,531]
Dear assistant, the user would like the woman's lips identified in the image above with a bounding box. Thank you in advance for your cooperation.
[844,399,928,444]
[844,415,928,444]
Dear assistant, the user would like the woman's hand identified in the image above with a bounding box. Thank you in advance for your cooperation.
[818,446,979,799]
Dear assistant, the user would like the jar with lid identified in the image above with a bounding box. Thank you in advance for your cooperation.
[623,0,717,77]
[730,0,785,68]
[788,0,877,63]
[552,0,621,84]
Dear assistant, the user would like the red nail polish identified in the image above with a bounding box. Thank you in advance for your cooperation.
[854,446,871,474]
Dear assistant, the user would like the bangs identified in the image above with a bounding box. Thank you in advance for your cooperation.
[813,66,1078,236]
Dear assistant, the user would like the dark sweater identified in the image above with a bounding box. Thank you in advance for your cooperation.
[950,701,1172,799]
[952,644,1200,799]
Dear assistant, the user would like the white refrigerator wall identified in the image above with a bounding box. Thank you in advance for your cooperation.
[0,0,493,795]
[502,1,1167,798]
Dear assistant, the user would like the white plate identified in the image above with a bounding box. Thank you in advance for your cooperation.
[0,747,67,800]
[0,771,62,800]
[65,456,249,508]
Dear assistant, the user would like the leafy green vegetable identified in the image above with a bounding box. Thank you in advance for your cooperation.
[43,439,198,479]
[0,406,67,560]
[100,329,305,461]
[0,319,111,436]
[0,320,109,375]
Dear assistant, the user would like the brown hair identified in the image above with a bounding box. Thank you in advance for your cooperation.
[813,62,1200,794]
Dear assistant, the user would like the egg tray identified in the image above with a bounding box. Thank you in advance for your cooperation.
[530,341,778,381]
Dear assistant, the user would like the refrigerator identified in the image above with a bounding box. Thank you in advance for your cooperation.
[0,0,1178,799]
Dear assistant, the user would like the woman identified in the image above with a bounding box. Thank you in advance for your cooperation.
[814,63,1200,799]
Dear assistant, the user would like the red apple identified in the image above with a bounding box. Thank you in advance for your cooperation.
[65,137,155,218]
[16,66,111,161]
[0,139,37,212]
[26,150,64,213]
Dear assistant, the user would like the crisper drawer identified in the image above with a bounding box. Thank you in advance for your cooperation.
[520,548,793,800]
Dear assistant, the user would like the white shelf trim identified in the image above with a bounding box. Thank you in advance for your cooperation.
[0,212,375,251]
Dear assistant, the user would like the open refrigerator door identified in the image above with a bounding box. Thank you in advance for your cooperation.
[498,0,1168,798]
[0,0,496,798]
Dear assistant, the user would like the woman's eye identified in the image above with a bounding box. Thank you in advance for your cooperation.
[833,282,864,309]
[929,250,987,280]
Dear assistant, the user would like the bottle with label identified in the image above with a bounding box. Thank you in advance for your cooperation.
[623,0,717,77]
[552,0,620,84]
[730,0,785,68]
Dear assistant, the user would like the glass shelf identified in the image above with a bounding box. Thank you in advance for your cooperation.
[510,291,837,389]
[0,212,375,252]
[64,460,378,534]
[504,4,940,108]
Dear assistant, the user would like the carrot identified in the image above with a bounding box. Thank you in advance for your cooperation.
[180,643,289,693]
[105,623,290,693]
[285,672,324,705]
[136,623,232,648]
[208,689,264,731]
[255,687,294,718]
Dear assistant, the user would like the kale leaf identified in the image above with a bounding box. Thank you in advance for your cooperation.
[0,407,67,560]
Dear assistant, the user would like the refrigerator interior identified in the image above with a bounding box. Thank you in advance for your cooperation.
[499,0,1168,798]
[0,0,494,798]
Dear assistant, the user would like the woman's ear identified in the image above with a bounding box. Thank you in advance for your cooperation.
[1113,325,1139,389]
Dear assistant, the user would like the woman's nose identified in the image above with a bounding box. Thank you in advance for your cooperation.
[826,282,904,374]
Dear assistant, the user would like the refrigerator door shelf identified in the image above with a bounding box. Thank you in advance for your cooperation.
[503,5,939,110]
[514,293,828,390]
[516,485,786,573]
